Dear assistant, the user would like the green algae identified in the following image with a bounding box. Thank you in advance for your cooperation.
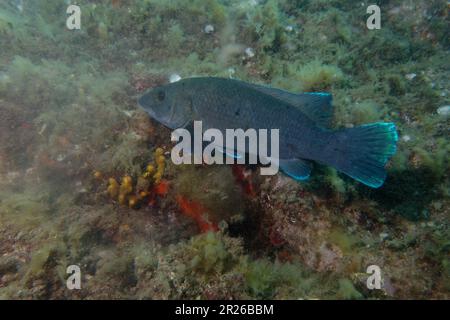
[296,60,344,92]
[188,231,232,274]
[243,258,320,299]
[336,278,363,300]
[164,232,326,299]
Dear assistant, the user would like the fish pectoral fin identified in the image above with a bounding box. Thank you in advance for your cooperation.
[217,147,243,159]
[279,158,312,181]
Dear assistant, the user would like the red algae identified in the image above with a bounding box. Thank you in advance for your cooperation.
[231,164,256,197]
[153,179,169,196]
[176,195,219,233]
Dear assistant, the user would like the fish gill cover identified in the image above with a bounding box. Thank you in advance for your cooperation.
[0,0,448,300]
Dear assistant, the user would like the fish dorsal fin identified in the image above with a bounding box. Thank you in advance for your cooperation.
[242,81,334,128]
[279,158,312,181]
[296,92,333,128]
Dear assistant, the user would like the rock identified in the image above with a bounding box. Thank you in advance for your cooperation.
[0,256,20,274]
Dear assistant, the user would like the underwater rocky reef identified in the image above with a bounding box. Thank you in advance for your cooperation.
[0,0,448,299]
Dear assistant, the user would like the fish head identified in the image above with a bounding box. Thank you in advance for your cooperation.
[138,81,192,129]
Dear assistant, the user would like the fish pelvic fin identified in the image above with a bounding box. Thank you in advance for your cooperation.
[326,122,398,188]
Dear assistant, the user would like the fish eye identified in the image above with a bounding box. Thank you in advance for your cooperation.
[157,90,165,102]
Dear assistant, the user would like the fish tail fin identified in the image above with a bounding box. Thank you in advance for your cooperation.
[328,122,398,188]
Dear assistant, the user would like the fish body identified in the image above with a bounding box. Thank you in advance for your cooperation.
[139,77,398,188]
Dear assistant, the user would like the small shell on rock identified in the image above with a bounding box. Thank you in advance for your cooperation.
[401,135,411,142]
[204,24,214,34]
[169,74,181,83]
[245,47,255,58]
[437,105,450,116]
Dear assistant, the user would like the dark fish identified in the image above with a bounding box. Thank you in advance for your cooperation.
[138,77,398,188]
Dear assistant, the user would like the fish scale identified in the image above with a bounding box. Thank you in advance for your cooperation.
[191,78,322,159]
[139,77,398,188]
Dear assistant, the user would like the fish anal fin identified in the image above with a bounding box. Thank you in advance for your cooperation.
[279,158,312,181]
